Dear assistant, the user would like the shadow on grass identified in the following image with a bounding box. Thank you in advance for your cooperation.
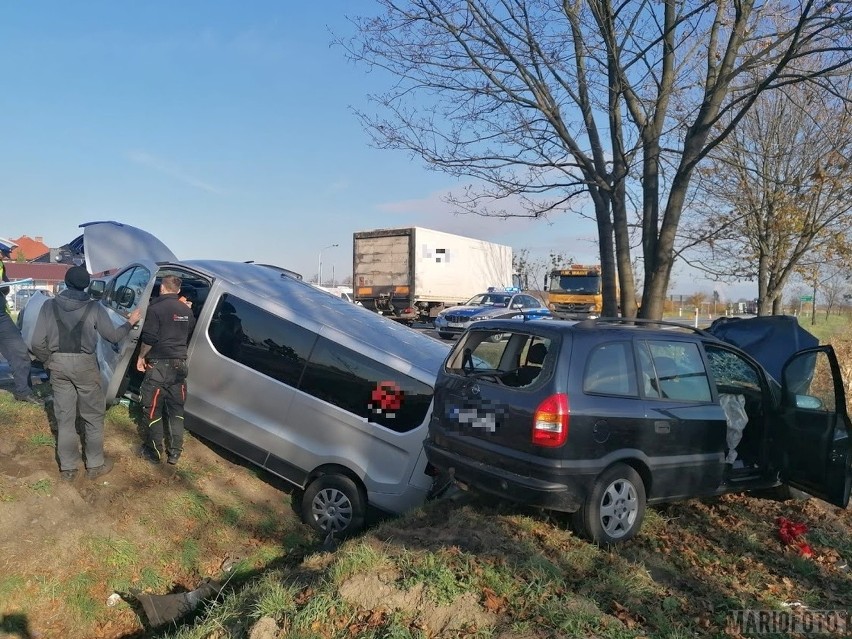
[0,613,35,639]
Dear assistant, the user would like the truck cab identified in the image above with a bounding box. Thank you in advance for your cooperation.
[545,265,609,319]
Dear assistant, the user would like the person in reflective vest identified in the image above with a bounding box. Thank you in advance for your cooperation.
[0,244,41,404]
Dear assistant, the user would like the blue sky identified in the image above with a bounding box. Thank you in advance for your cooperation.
[0,1,753,300]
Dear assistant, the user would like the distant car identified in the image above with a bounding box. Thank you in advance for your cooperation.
[433,288,551,339]
[311,284,364,307]
[424,316,851,545]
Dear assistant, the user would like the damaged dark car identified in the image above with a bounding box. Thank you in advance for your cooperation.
[425,316,851,544]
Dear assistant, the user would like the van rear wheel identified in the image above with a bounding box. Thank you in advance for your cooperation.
[301,474,366,537]
[571,463,645,545]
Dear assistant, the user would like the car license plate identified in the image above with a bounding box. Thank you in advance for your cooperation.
[448,322,464,328]
[452,407,496,432]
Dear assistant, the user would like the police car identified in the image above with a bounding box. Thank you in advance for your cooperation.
[433,287,552,339]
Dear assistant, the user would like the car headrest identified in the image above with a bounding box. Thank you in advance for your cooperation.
[527,342,548,365]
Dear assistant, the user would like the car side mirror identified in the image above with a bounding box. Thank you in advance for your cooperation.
[116,285,136,309]
[794,394,824,410]
[88,279,105,300]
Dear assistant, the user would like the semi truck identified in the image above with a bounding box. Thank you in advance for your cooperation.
[544,264,607,319]
[353,227,514,323]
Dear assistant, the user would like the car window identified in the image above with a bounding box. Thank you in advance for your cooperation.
[466,293,511,306]
[645,340,712,402]
[704,345,762,393]
[299,337,434,433]
[207,293,315,387]
[103,265,151,313]
[447,329,554,388]
[519,295,539,308]
[784,350,836,412]
[636,341,660,398]
[583,341,638,396]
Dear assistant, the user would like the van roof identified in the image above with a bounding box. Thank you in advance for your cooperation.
[184,259,451,384]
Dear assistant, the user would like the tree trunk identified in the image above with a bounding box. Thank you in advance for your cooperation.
[611,180,637,317]
[591,190,618,317]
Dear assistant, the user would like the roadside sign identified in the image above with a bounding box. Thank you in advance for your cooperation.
[800,295,814,302]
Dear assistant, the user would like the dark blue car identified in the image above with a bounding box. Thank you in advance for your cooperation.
[433,288,552,339]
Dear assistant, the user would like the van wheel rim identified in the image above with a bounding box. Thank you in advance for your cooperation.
[311,488,354,532]
[599,478,638,539]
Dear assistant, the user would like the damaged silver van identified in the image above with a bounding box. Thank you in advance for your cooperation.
[22,221,450,536]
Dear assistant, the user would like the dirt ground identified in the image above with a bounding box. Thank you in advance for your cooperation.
[0,386,308,639]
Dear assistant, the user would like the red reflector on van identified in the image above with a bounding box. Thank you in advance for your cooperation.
[532,393,569,447]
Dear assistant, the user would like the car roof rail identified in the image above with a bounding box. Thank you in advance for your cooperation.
[574,316,714,338]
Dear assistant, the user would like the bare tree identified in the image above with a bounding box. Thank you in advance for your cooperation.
[340,1,852,319]
[684,79,852,315]
[820,263,852,320]
[513,248,574,301]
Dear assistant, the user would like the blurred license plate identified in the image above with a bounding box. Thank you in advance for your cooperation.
[448,322,464,328]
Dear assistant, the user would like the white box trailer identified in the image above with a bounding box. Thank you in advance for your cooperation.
[353,227,513,323]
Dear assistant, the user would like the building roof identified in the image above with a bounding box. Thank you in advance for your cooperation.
[5,262,71,281]
[10,236,50,261]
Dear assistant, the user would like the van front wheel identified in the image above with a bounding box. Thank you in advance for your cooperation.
[571,463,645,545]
[301,474,366,537]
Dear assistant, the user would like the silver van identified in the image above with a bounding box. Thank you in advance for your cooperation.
[22,221,450,536]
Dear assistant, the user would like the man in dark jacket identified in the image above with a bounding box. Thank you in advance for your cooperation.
[136,274,195,465]
[0,243,41,404]
[31,266,142,480]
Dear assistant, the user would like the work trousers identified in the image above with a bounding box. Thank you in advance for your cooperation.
[0,311,33,397]
[140,359,188,459]
[48,352,106,471]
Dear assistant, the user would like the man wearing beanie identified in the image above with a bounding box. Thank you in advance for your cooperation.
[0,242,41,404]
[30,266,142,481]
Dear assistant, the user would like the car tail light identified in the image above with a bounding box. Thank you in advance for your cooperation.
[403,307,415,314]
[532,393,569,447]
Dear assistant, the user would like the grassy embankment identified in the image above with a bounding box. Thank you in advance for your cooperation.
[154,314,852,639]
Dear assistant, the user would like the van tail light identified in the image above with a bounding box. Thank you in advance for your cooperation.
[532,393,569,447]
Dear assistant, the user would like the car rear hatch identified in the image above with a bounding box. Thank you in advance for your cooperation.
[429,323,569,471]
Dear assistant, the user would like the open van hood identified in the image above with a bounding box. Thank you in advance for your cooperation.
[81,221,178,274]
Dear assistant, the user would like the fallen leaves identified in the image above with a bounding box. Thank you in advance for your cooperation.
[481,587,506,614]
[611,600,646,629]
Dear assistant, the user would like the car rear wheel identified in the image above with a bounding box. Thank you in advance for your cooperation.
[438,332,454,340]
[301,474,366,537]
[571,463,645,545]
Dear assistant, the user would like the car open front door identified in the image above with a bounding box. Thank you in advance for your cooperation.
[96,260,160,404]
[778,346,852,507]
